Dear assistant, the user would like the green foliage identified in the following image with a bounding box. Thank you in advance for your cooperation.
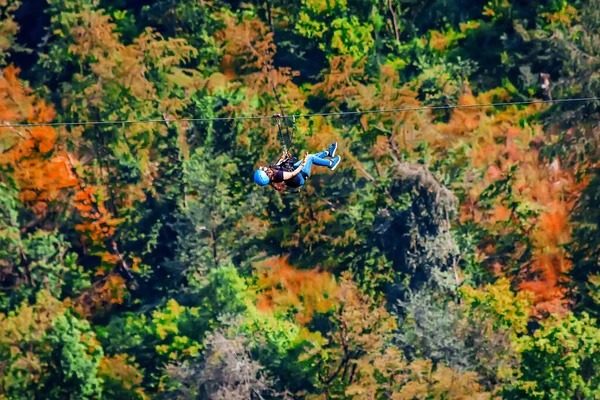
[95,266,248,390]
[508,312,600,399]
[2,0,600,397]
[415,55,478,106]
[167,150,268,286]
[0,291,103,399]
[240,303,306,387]
[0,183,91,313]
[295,0,375,60]
[45,313,104,399]
[398,277,532,392]
[0,0,20,65]
[396,277,471,370]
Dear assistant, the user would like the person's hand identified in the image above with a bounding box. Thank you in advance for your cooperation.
[301,151,309,165]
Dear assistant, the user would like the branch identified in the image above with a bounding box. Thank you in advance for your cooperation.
[353,161,376,182]
[265,1,274,33]
[2,121,28,140]
[388,0,400,44]
[323,306,352,385]
[354,161,396,203]
[66,153,136,285]
[323,352,351,386]
[321,197,337,211]
[163,113,171,127]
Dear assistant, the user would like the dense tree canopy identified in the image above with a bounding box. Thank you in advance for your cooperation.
[1,0,600,398]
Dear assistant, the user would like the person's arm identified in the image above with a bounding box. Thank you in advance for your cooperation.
[281,152,308,180]
[275,149,291,165]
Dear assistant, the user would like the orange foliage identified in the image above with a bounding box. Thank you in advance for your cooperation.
[0,65,131,317]
[342,61,435,174]
[58,7,201,213]
[0,65,77,206]
[213,13,304,159]
[73,186,118,242]
[305,120,341,157]
[74,274,128,318]
[253,256,338,324]
[214,13,275,73]
[433,88,586,316]
[307,56,434,184]
[490,205,512,223]
[70,176,132,309]
[312,55,366,109]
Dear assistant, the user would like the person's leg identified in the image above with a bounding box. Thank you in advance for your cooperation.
[313,149,329,159]
[299,153,333,176]
[309,153,332,167]
[326,142,338,158]
[294,149,328,168]
[292,142,337,167]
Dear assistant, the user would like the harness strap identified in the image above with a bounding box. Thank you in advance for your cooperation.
[273,114,288,154]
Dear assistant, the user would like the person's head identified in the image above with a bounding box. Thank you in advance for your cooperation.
[254,166,270,186]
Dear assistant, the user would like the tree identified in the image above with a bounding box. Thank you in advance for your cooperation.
[0,65,95,312]
[458,277,532,391]
[0,182,90,312]
[199,327,282,399]
[295,0,374,61]
[397,276,532,393]
[98,354,147,400]
[569,170,600,317]
[166,150,268,287]
[0,290,104,399]
[299,271,403,398]
[507,312,600,399]
[300,272,493,399]
[253,256,338,324]
[0,0,20,66]
[4,0,600,398]
[95,265,249,392]
[396,276,471,372]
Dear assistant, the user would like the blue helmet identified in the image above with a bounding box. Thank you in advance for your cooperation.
[254,169,270,186]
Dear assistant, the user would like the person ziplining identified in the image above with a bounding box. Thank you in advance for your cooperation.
[253,142,341,192]
[252,113,341,192]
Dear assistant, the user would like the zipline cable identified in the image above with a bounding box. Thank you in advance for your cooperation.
[2,96,599,129]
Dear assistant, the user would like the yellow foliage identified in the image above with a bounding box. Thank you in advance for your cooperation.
[99,354,147,399]
[213,13,305,158]
[0,291,64,347]
[301,273,494,398]
[0,291,67,394]
[392,360,493,399]
[460,277,533,336]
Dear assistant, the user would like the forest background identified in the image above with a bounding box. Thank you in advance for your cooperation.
[1,0,600,398]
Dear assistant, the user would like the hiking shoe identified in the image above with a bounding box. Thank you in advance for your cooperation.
[330,155,341,171]
[327,142,338,158]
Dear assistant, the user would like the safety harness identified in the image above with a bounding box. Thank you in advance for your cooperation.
[272,113,298,171]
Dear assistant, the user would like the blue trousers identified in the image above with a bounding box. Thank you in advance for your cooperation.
[293,149,331,176]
